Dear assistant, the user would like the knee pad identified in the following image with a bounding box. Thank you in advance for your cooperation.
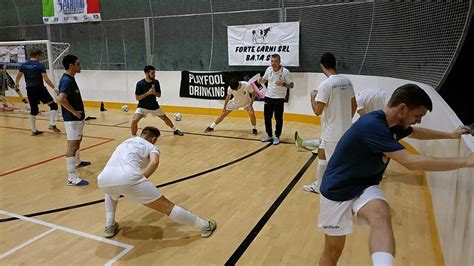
[49,102,58,110]
[30,104,39,116]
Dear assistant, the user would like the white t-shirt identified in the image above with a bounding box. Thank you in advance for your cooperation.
[98,136,160,187]
[356,88,388,113]
[316,74,355,142]
[227,81,253,106]
[263,66,293,99]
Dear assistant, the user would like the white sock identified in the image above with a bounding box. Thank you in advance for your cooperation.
[105,194,118,227]
[171,126,177,131]
[210,122,216,129]
[169,205,208,229]
[75,150,81,166]
[302,139,320,148]
[314,159,327,187]
[371,252,394,266]
[29,115,37,132]
[66,157,77,179]
[252,125,256,129]
[49,110,57,126]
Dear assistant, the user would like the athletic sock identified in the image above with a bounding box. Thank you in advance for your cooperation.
[210,122,216,129]
[66,157,77,179]
[314,159,327,185]
[29,115,37,132]
[105,194,118,227]
[371,252,394,266]
[302,139,320,148]
[169,205,208,228]
[171,126,177,131]
[49,110,57,126]
[75,150,81,166]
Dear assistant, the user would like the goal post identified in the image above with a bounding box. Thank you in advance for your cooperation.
[0,40,70,86]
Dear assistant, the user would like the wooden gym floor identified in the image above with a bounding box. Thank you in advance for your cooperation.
[0,104,441,265]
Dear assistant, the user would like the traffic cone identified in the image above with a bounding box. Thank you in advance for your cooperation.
[100,101,107,111]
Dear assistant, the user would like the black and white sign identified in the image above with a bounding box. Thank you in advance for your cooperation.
[180,71,289,102]
[227,22,300,66]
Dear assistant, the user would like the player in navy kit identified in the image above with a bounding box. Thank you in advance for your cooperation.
[15,49,60,135]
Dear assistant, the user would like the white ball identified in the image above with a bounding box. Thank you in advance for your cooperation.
[173,112,182,121]
[121,105,129,112]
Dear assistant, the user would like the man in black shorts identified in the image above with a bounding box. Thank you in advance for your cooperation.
[15,49,60,135]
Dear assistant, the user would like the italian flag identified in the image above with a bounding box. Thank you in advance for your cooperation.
[42,0,101,24]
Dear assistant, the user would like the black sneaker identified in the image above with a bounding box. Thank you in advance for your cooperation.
[76,161,92,168]
[48,125,61,133]
[31,130,44,136]
[204,127,214,133]
[252,129,258,135]
[173,129,184,136]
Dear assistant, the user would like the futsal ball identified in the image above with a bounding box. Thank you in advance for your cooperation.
[173,112,182,121]
[121,105,129,112]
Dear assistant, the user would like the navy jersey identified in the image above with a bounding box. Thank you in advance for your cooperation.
[320,110,413,201]
[19,60,46,88]
[59,74,85,121]
[135,79,161,110]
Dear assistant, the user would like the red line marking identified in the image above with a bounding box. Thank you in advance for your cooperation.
[0,125,114,141]
[0,139,113,177]
[0,126,116,176]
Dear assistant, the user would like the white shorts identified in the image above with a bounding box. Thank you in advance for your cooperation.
[101,180,163,204]
[64,120,85,140]
[135,107,165,117]
[319,140,337,161]
[225,100,252,111]
[318,185,386,236]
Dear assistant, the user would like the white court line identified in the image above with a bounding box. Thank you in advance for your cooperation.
[0,210,133,265]
[0,228,56,260]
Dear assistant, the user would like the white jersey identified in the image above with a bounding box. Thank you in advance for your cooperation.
[316,74,355,142]
[98,136,160,187]
[356,88,388,113]
[263,66,293,99]
[227,81,253,106]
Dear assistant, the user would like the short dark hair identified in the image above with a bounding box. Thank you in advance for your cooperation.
[271,54,281,61]
[141,126,161,138]
[387,84,433,112]
[30,49,43,58]
[229,78,239,90]
[320,52,336,70]
[62,54,78,70]
[144,65,155,73]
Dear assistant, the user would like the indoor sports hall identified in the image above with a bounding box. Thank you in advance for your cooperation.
[1,1,473,265]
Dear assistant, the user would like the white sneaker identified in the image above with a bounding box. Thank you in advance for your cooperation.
[273,137,280,145]
[261,135,273,142]
[303,182,319,193]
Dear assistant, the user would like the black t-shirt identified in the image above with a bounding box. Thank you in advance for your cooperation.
[59,73,85,121]
[135,79,161,110]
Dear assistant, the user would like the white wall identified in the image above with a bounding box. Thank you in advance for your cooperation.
[8,69,473,265]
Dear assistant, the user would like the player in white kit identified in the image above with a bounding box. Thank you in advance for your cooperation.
[356,88,389,116]
[303,52,356,193]
[204,78,257,134]
[97,126,216,238]
[295,88,389,152]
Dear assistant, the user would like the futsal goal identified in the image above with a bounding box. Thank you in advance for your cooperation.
[0,40,70,86]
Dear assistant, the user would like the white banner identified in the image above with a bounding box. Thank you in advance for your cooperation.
[227,22,300,66]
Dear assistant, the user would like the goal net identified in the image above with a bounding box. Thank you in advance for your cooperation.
[0,40,70,86]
